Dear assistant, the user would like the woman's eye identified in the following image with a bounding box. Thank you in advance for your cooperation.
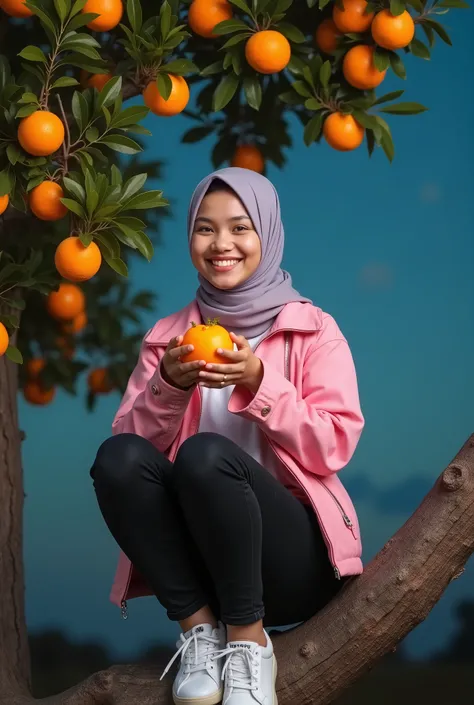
[234,226,248,232]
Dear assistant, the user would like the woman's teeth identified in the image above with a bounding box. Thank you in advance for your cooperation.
[211,259,240,268]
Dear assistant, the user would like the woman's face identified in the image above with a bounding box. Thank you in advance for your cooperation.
[191,188,261,290]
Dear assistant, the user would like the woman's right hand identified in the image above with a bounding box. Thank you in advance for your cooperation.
[161,336,206,390]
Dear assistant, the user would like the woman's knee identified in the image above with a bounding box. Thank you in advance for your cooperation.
[174,432,230,486]
[90,433,156,490]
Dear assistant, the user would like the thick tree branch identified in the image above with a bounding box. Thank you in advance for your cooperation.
[1,434,473,705]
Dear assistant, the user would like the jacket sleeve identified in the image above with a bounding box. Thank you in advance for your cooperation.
[228,323,364,477]
[112,333,194,452]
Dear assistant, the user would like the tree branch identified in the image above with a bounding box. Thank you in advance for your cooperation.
[2,434,473,705]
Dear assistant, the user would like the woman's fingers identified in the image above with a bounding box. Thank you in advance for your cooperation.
[202,362,245,374]
[179,359,206,374]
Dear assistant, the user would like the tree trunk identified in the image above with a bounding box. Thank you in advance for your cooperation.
[0,346,472,705]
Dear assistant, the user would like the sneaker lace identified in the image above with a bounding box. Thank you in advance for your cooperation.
[160,630,220,682]
[216,646,259,703]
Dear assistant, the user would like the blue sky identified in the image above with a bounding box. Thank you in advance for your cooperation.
[20,11,473,661]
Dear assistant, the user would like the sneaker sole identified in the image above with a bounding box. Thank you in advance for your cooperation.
[173,689,223,705]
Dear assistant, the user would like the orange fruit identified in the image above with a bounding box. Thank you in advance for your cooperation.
[371,9,415,50]
[26,358,46,378]
[315,19,341,55]
[0,321,9,356]
[0,194,8,215]
[62,310,88,334]
[0,0,33,18]
[80,71,114,90]
[88,367,113,394]
[18,111,65,157]
[323,112,365,152]
[231,145,265,173]
[143,75,190,117]
[82,0,123,32]
[245,30,291,74]
[181,320,233,364]
[55,237,102,282]
[55,336,75,359]
[47,283,85,321]
[188,0,233,38]
[29,181,68,221]
[333,0,374,34]
[23,381,55,406]
[343,45,386,90]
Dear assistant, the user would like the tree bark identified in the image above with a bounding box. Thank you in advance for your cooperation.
[0,359,472,705]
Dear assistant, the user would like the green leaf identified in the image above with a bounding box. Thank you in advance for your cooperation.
[62,176,85,202]
[67,12,98,30]
[85,126,99,142]
[70,0,88,16]
[60,197,86,218]
[54,0,69,22]
[109,105,149,128]
[373,48,391,72]
[121,173,147,202]
[389,0,405,14]
[103,253,128,277]
[278,90,302,105]
[406,0,423,10]
[201,61,224,77]
[6,144,21,166]
[94,231,120,258]
[157,73,173,100]
[304,113,323,146]
[319,60,331,88]
[52,76,80,88]
[123,190,167,210]
[222,32,252,48]
[424,19,452,45]
[6,345,23,364]
[99,134,142,154]
[389,51,406,79]
[110,165,122,187]
[213,19,249,35]
[18,46,47,63]
[409,38,430,59]
[379,101,428,115]
[292,80,311,97]
[17,92,39,104]
[0,170,11,196]
[243,76,262,110]
[373,89,405,106]
[213,73,240,112]
[287,54,306,76]
[85,169,98,215]
[16,104,37,118]
[72,90,88,132]
[114,222,153,260]
[229,0,252,11]
[127,0,142,32]
[276,22,305,43]
[96,76,122,109]
[163,59,198,76]
[305,97,323,110]
[181,125,215,143]
[160,0,171,37]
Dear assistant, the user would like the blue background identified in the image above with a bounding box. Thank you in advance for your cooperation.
[21,11,473,662]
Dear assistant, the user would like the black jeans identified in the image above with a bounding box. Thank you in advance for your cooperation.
[90,432,341,626]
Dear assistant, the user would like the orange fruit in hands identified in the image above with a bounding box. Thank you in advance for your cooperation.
[343,45,386,90]
[371,10,415,50]
[88,367,113,394]
[55,237,102,282]
[315,19,341,55]
[231,145,265,173]
[323,113,365,152]
[23,381,55,405]
[0,322,9,356]
[188,0,233,38]
[0,194,8,215]
[80,71,114,90]
[62,310,88,334]
[47,283,85,322]
[0,0,33,17]
[181,320,233,364]
[245,30,291,74]
[18,111,65,157]
[143,75,190,117]
[333,0,374,34]
[82,0,123,32]
[29,181,68,221]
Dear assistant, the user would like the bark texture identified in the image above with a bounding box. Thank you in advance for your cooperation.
[0,333,473,704]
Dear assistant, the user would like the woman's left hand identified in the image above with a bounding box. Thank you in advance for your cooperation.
[198,332,263,393]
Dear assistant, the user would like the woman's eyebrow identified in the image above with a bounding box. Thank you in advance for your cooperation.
[195,215,251,223]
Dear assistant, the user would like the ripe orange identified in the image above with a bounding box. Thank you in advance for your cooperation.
[18,111,65,157]
[143,75,190,117]
[26,358,46,378]
[55,237,102,282]
[62,310,88,334]
[188,0,233,38]
[88,367,113,394]
[80,71,114,90]
[371,9,415,50]
[0,321,9,356]
[29,181,68,221]
[0,194,8,215]
[245,30,291,74]
[315,18,341,55]
[82,0,123,32]
[333,0,374,34]
[343,45,386,90]
[0,0,33,18]
[181,319,233,364]
[323,112,365,152]
[55,336,75,359]
[23,381,55,406]
[231,145,265,173]
[47,283,85,321]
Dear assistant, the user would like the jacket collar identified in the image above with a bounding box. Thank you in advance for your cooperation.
[144,299,322,346]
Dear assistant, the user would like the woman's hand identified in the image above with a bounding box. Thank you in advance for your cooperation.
[161,336,206,390]
[198,332,263,394]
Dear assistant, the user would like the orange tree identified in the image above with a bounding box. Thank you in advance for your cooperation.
[0,1,473,704]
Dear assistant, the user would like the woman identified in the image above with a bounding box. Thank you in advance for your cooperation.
[90,167,364,705]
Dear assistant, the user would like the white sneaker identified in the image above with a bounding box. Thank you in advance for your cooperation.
[161,622,226,705]
[218,631,277,705]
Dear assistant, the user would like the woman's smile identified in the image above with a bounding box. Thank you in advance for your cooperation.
[207,257,243,273]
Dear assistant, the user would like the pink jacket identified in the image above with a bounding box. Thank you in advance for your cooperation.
[109,300,365,616]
